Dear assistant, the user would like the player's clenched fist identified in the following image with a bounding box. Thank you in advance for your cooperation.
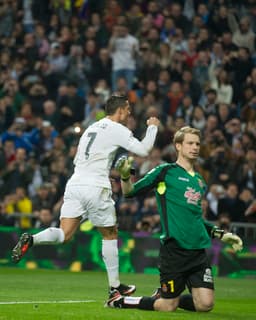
[146,117,160,127]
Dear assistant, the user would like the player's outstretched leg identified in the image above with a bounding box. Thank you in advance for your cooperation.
[12,233,33,263]
[106,289,157,310]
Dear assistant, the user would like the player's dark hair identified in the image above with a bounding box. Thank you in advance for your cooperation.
[105,94,128,115]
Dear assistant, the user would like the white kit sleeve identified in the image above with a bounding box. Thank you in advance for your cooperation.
[126,125,158,157]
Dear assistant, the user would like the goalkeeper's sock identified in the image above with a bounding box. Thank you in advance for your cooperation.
[179,294,196,311]
[114,296,156,310]
[33,227,65,245]
[102,239,120,288]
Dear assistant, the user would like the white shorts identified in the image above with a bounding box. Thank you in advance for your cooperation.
[60,185,116,227]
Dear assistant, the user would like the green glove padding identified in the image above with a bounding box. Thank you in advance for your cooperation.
[115,156,134,181]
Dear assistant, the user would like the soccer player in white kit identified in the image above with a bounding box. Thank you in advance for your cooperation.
[12,94,160,297]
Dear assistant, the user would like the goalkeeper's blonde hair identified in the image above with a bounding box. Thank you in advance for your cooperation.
[173,126,201,145]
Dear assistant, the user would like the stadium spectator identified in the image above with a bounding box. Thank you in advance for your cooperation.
[201,197,216,222]
[183,37,198,69]
[236,148,256,193]
[32,183,56,218]
[175,95,194,126]
[232,17,255,54]
[0,201,15,226]
[47,41,68,74]
[83,91,103,129]
[0,96,15,133]
[209,68,233,105]
[94,79,111,105]
[218,182,247,223]
[5,186,33,229]
[192,50,210,89]
[199,88,218,116]
[65,44,89,95]
[157,69,171,100]
[108,23,139,91]
[27,119,59,159]
[91,47,112,88]
[190,105,207,130]
[1,144,34,195]
[208,5,233,37]
[163,81,184,120]
[206,184,225,221]
[181,69,202,105]
[169,2,192,37]
[244,198,256,223]
[57,81,85,132]
[0,78,25,114]
[34,207,58,229]
[158,42,172,70]
[116,197,139,232]
[137,50,161,87]
[42,99,60,130]
[139,147,164,177]
[34,23,50,59]
[135,195,160,233]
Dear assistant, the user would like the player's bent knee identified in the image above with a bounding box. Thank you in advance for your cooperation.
[154,298,179,312]
[195,301,214,312]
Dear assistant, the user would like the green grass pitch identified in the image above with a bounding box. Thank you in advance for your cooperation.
[0,268,255,320]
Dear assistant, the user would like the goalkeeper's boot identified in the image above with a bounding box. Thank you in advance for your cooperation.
[151,287,161,299]
[105,289,124,308]
[110,283,136,296]
[12,233,33,263]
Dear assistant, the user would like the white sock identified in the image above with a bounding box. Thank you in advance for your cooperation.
[33,227,65,245]
[102,239,120,288]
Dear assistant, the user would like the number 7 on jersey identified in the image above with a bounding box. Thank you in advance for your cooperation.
[85,132,97,159]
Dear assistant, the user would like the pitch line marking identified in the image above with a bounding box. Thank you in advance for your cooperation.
[0,300,96,305]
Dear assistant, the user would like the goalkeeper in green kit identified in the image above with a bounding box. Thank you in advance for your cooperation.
[106,126,243,312]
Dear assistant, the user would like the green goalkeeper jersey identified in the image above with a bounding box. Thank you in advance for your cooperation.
[126,163,214,250]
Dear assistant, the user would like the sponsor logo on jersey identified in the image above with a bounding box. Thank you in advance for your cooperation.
[178,177,189,182]
[203,268,213,283]
[184,187,201,204]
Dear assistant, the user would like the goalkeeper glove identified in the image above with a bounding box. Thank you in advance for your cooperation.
[211,227,243,252]
[221,233,243,252]
[115,156,134,181]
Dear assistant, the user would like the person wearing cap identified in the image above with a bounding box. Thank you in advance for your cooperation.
[47,41,68,73]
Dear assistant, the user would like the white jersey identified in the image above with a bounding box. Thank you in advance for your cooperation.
[111,34,139,71]
[67,118,158,189]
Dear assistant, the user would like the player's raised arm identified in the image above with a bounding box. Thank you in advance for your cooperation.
[126,116,160,157]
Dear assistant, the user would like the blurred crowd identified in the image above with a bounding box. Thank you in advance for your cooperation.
[0,0,256,235]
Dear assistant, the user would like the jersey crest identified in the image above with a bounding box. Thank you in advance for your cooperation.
[197,178,204,188]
